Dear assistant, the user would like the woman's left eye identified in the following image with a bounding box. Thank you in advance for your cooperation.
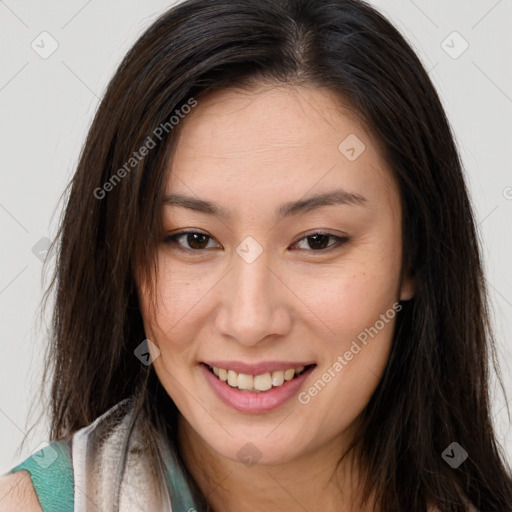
[163,230,349,252]
[292,232,350,251]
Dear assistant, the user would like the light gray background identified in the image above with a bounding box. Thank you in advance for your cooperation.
[1,0,511,473]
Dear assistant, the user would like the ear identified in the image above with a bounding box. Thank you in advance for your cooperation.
[399,272,415,301]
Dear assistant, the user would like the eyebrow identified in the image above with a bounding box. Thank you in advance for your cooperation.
[162,189,367,220]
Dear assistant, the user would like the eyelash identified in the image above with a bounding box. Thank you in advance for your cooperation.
[162,230,350,254]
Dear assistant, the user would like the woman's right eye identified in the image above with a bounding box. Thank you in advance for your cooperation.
[163,231,221,251]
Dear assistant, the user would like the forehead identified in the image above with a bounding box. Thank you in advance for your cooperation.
[171,84,365,162]
[166,84,398,215]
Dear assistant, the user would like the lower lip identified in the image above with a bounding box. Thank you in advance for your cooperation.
[201,363,315,414]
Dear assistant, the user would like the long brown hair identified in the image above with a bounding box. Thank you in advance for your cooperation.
[29,0,512,510]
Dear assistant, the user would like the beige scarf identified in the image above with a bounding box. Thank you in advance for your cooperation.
[71,398,198,512]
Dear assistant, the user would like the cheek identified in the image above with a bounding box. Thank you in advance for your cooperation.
[296,247,401,342]
[295,231,401,393]
[138,258,206,371]
[325,270,398,333]
[300,247,401,425]
[140,255,209,335]
[300,282,398,435]
[302,272,398,401]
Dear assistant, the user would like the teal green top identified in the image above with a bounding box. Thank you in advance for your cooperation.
[7,435,199,512]
[8,440,74,511]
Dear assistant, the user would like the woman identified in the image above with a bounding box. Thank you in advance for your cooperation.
[1,0,511,510]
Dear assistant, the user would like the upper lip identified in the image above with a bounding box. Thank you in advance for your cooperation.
[202,360,316,375]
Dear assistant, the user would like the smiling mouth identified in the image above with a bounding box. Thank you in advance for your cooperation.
[202,363,316,393]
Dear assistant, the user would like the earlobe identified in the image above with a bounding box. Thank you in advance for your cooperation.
[399,274,415,301]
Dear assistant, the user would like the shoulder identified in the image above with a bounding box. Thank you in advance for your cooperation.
[0,470,42,512]
[1,440,74,512]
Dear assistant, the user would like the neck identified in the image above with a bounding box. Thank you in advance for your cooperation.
[176,414,377,512]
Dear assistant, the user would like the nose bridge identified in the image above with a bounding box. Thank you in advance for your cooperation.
[234,249,272,310]
[216,238,289,345]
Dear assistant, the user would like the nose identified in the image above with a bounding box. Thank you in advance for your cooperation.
[214,244,292,347]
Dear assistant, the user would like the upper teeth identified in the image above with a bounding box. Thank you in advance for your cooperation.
[210,366,306,392]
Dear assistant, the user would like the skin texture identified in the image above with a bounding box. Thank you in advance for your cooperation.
[138,84,415,512]
[0,471,43,512]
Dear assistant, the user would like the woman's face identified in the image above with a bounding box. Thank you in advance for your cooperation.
[138,84,414,465]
